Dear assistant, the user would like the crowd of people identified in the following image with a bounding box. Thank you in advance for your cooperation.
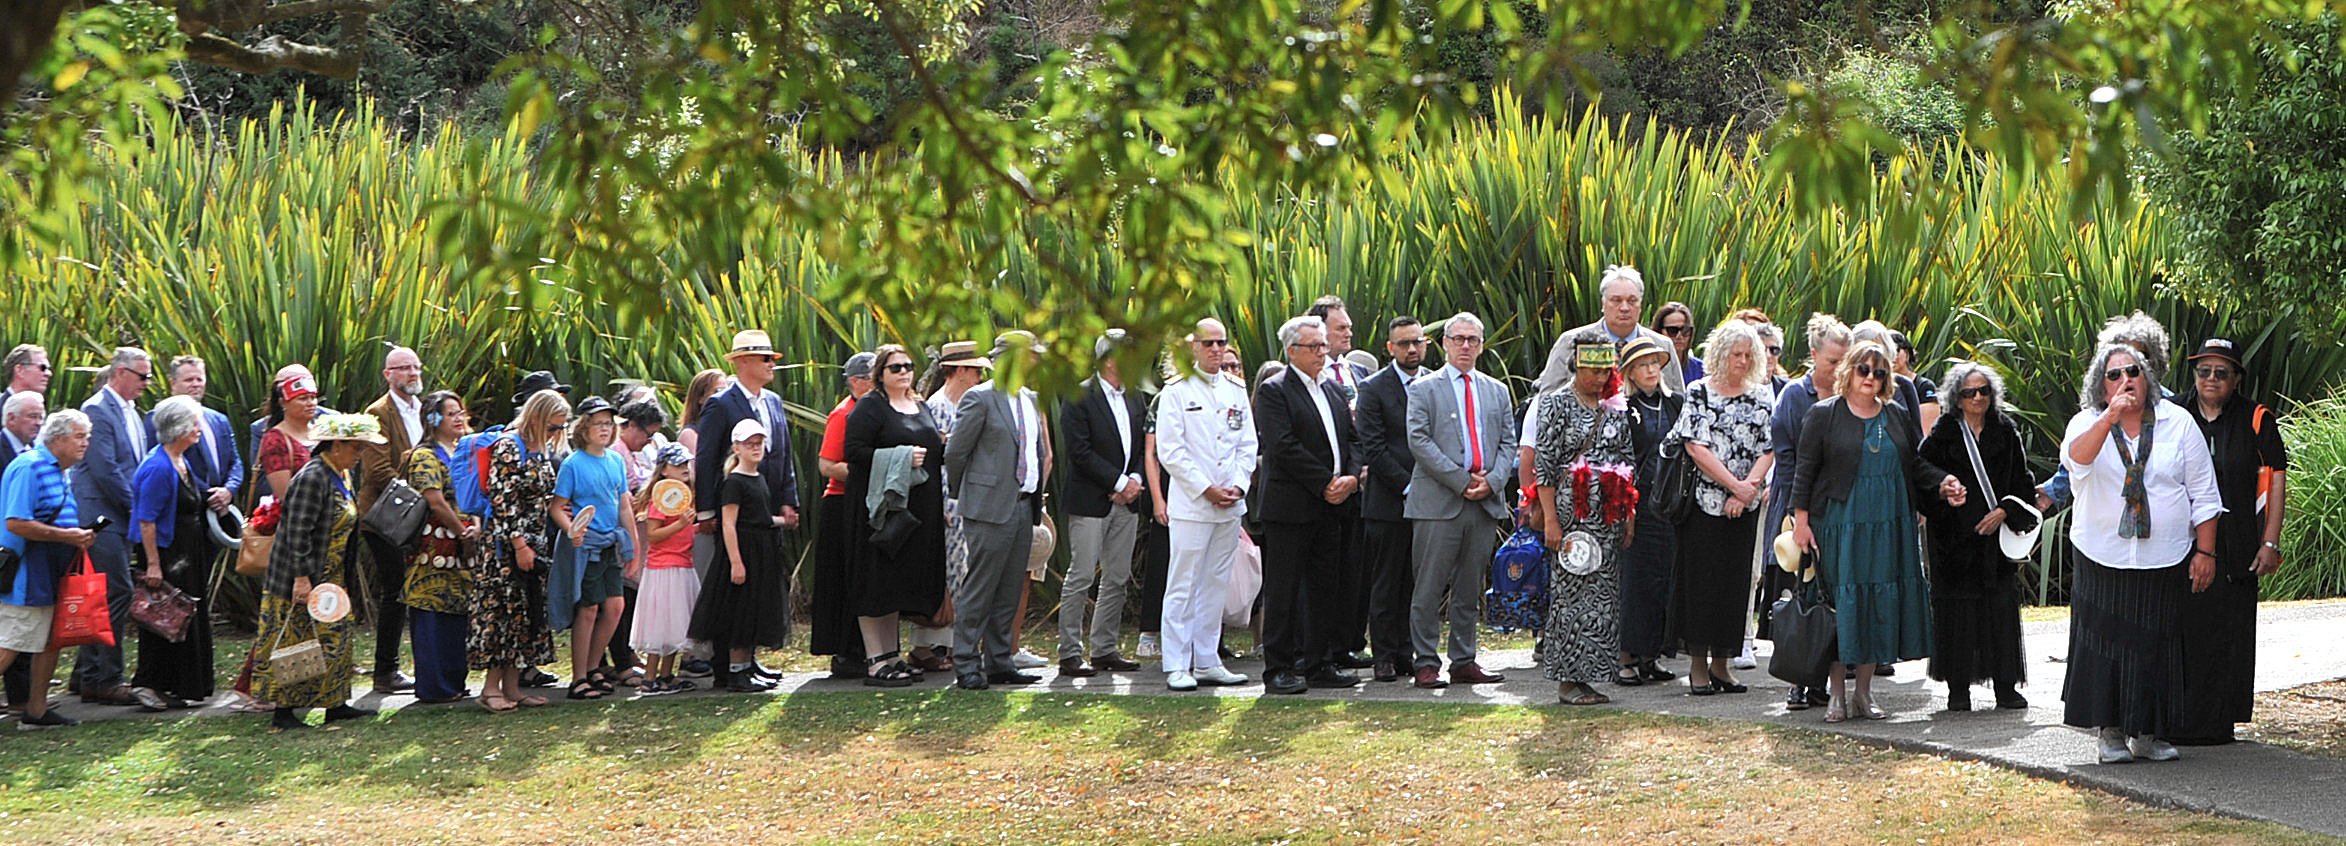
[0,269,2294,763]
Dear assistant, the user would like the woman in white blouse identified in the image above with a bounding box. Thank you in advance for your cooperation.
[2059,343,2223,765]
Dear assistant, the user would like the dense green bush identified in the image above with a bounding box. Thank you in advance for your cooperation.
[2271,394,2346,601]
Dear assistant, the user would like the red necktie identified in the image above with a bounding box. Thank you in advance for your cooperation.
[1462,373,1483,473]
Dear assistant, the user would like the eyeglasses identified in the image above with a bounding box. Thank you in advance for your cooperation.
[129,369,154,383]
[1659,325,1692,337]
[1448,335,1485,345]
[388,364,423,373]
[1852,365,1885,381]
[883,362,916,374]
[1957,386,1994,400]
[2103,364,2144,383]
[1288,341,1327,351]
[2194,367,2235,381]
[1766,346,1783,358]
[1196,338,1231,348]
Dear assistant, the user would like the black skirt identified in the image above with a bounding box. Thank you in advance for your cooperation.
[2170,568,2259,744]
[690,523,792,650]
[1925,525,2027,688]
[2061,554,2186,736]
[1619,506,1678,660]
[1669,509,1758,654]
[806,494,862,659]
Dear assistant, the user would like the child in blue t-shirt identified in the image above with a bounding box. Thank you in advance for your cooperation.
[551,397,644,700]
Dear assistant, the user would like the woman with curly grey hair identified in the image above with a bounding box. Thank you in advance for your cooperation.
[1916,361,2035,711]
[127,396,216,710]
[2059,342,2221,764]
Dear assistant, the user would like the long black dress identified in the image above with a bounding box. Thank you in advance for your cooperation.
[2172,393,2288,744]
[842,395,948,621]
[689,473,792,649]
[1916,411,2034,691]
[131,464,214,702]
[1621,389,1681,661]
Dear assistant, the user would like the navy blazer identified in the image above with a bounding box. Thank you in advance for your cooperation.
[692,384,800,520]
[1354,364,1418,522]
[1057,379,1148,519]
[183,408,244,497]
[73,388,145,531]
[1252,365,1360,525]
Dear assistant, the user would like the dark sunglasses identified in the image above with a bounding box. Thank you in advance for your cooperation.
[129,369,154,383]
[1196,338,1231,348]
[1659,325,1692,337]
[2194,366,2236,381]
[1852,364,1886,381]
[1957,386,1994,400]
[883,362,916,374]
[2103,364,2144,383]
[1766,346,1783,357]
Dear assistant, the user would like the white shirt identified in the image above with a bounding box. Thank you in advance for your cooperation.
[1518,388,1561,449]
[1102,381,1141,490]
[391,392,423,446]
[1300,368,1343,475]
[1318,360,1358,409]
[2061,401,2224,569]
[1015,388,1043,494]
[741,385,776,432]
[112,387,144,456]
[201,411,228,474]
[1155,372,1259,524]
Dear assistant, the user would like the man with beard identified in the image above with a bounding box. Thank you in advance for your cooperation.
[357,346,427,693]
[1354,316,1429,681]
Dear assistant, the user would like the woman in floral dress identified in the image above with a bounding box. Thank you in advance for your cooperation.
[471,390,569,711]
[252,414,385,732]
[1536,333,1638,706]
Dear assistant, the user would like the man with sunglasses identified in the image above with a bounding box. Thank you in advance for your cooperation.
[2171,338,2289,745]
[692,330,801,690]
[69,346,155,707]
[1535,265,1685,395]
[2,345,49,399]
[1152,318,1258,691]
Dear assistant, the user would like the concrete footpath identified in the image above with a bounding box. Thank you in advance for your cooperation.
[22,601,2346,839]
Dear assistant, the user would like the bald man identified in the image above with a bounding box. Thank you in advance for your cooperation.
[358,345,427,693]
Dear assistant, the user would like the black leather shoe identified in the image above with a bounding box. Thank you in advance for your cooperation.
[1090,654,1142,672]
[956,672,990,690]
[1265,670,1308,695]
[1330,651,1375,670]
[1306,666,1361,689]
[519,668,560,688]
[1372,658,1398,683]
[986,671,1042,686]
[323,704,376,722]
[827,657,866,680]
[722,673,774,693]
[751,663,785,681]
[1058,658,1097,678]
[372,672,416,694]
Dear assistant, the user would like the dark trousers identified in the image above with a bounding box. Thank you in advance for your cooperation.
[410,609,469,700]
[363,532,409,678]
[1363,518,1416,663]
[72,529,133,692]
[1137,517,1170,633]
[3,655,29,706]
[605,584,639,670]
[1259,517,1347,674]
[1330,509,1366,658]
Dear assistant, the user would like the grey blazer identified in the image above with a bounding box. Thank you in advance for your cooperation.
[1403,367,1516,521]
[945,383,1050,526]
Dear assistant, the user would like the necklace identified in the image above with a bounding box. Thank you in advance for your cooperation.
[1863,414,1887,454]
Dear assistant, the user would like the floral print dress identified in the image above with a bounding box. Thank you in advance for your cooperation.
[1534,393,1636,685]
[404,446,476,616]
[470,435,556,670]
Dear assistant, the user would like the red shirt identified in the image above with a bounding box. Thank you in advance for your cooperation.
[819,395,855,496]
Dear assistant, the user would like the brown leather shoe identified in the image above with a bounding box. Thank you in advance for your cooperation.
[1450,662,1506,685]
[1058,657,1097,677]
[913,652,956,673]
[81,685,141,707]
[1372,658,1398,683]
[1413,666,1449,689]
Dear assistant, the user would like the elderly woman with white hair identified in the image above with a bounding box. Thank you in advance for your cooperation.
[0,410,97,729]
[127,396,218,710]
[1916,360,2036,712]
[1665,320,1775,695]
[2059,341,2221,764]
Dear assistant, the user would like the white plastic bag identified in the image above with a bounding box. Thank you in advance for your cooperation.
[1224,529,1263,627]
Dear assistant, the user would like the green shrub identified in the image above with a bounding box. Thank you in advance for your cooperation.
[2270,393,2346,600]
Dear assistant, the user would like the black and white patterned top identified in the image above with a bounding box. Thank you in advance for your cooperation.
[1668,379,1776,517]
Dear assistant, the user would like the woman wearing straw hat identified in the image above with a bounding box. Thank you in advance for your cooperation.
[1612,336,1680,687]
[1917,360,2036,712]
[253,413,385,732]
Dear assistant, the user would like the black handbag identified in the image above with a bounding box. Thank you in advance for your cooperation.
[1650,437,1698,524]
[1767,576,1838,689]
[362,478,428,551]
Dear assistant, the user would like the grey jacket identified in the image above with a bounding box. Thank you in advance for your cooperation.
[945,383,1051,526]
[866,445,928,556]
[1404,365,1517,521]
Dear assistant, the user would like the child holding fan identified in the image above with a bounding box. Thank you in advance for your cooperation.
[550,397,645,700]
[631,444,702,694]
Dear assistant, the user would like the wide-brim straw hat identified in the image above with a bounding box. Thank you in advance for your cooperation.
[313,413,388,444]
[937,340,992,369]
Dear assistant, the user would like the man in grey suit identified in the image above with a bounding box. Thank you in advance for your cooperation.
[1404,313,1513,689]
[944,331,1053,690]
[71,347,155,707]
[1534,265,1684,394]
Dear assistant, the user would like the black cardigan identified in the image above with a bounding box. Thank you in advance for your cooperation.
[1788,397,1951,513]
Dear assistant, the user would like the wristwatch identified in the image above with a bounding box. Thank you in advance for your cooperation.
[2262,540,2281,552]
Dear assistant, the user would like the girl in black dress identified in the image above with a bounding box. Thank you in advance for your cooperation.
[843,344,949,687]
[689,418,792,692]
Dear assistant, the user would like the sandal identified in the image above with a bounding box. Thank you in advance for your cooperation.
[1613,667,1644,686]
[568,680,608,700]
[1825,699,1848,723]
[516,694,551,708]
[617,667,647,687]
[863,652,918,688]
[585,668,617,694]
[479,694,518,713]
[1560,685,1612,706]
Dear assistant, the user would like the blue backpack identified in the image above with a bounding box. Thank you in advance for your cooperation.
[448,425,509,518]
[1484,525,1549,633]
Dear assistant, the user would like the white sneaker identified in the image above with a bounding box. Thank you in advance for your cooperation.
[1135,634,1160,658]
[2129,735,2181,762]
[1731,639,1758,670]
[1166,671,1198,691]
[1193,666,1249,686]
[2097,728,2135,764]
[1012,648,1048,669]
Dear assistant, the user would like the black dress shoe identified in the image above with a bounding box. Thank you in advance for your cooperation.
[722,673,774,693]
[956,672,990,690]
[986,671,1042,686]
[1306,666,1361,689]
[1330,652,1376,670]
[323,704,376,722]
[827,657,867,680]
[1090,654,1142,672]
[1058,658,1097,678]
[1372,658,1398,683]
[1265,670,1308,695]
[372,672,416,693]
[1218,645,1246,662]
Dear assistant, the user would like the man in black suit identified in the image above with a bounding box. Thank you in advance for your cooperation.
[1354,315,1430,682]
[1305,295,1376,671]
[1053,330,1149,677]
[1253,315,1364,695]
[692,330,801,691]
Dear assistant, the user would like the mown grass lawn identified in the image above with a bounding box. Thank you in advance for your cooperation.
[0,692,2326,845]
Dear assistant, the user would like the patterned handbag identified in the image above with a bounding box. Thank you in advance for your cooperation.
[268,630,331,685]
[1484,525,1548,632]
[130,580,200,643]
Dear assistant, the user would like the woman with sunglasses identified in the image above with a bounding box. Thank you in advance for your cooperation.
[1759,314,1849,711]
[1651,303,1703,384]
[843,344,949,686]
[1791,341,1965,722]
[2058,343,2222,764]
[1916,361,2035,712]
[2170,338,2288,746]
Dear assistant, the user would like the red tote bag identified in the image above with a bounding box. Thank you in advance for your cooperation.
[50,552,115,649]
